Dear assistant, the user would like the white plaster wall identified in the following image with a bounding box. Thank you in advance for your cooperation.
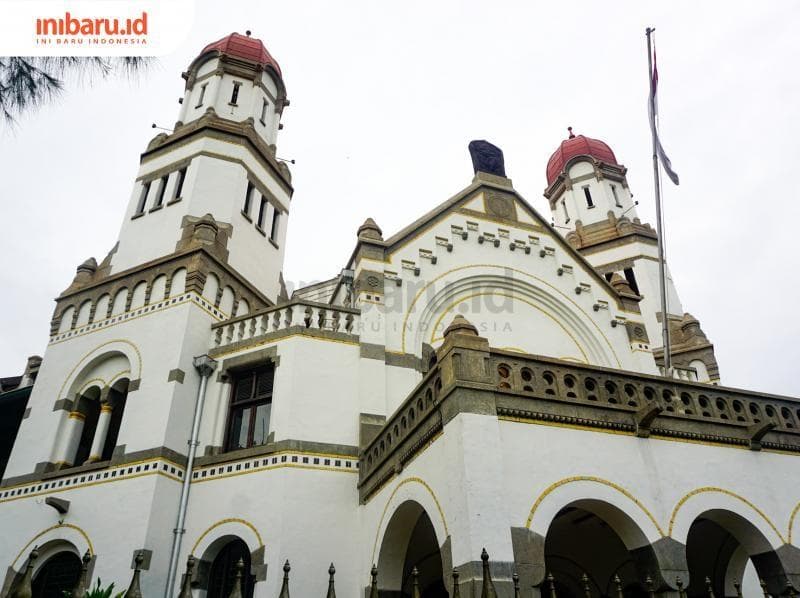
[180,465,360,598]
[111,136,290,301]
[0,472,180,598]
[4,299,217,479]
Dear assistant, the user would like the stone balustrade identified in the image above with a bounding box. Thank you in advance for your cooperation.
[359,341,800,502]
[212,299,361,349]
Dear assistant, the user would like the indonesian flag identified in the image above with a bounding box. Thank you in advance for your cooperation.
[649,48,680,185]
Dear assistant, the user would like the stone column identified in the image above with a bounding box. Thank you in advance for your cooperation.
[86,388,114,463]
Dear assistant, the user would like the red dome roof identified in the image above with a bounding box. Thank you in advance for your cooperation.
[546,129,619,186]
[199,32,282,78]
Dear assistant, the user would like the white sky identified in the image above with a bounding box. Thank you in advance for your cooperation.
[1,0,798,396]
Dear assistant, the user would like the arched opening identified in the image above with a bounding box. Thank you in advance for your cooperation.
[544,502,650,598]
[73,387,101,465]
[207,538,255,598]
[685,510,784,598]
[31,551,81,598]
[377,501,446,598]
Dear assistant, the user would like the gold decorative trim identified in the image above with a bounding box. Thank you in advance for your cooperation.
[399,263,626,364]
[56,339,143,404]
[68,412,85,421]
[191,517,264,554]
[789,502,800,544]
[193,461,358,484]
[11,523,94,568]
[668,487,785,543]
[370,476,449,566]
[524,475,665,537]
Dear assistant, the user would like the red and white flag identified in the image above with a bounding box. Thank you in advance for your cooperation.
[649,47,680,185]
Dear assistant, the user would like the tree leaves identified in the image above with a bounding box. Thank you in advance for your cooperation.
[0,57,150,124]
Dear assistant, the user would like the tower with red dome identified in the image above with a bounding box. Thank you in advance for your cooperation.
[544,128,719,381]
[110,31,293,303]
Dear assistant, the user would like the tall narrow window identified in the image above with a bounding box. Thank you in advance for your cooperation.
[257,196,267,229]
[226,366,274,451]
[135,181,151,215]
[583,186,594,208]
[173,167,187,200]
[270,209,280,242]
[561,200,570,224]
[153,175,168,208]
[196,84,207,108]
[230,82,241,105]
[611,184,622,208]
[260,98,269,124]
[243,181,254,216]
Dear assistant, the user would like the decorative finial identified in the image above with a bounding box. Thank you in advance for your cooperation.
[645,575,655,598]
[513,573,520,598]
[326,563,336,598]
[226,559,244,598]
[614,574,623,598]
[178,556,196,598]
[279,560,291,598]
[124,551,144,598]
[675,575,686,598]
[246,30,252,36]
[480,549,497,598]
[567,126,575,139]
[452,568,460,598]
[369,565,379,598]
[411,567,421,598]
[547,572,557,598]
[582,573,591,598]
[705,576,715,598]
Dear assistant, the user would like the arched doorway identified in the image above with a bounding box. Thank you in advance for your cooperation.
[378,501,447,598]
[31,551,81,598]
[207,538,255,598]
[544,502,650,598]
[685,510,788,598]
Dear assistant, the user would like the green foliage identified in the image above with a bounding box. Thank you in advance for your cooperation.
[63,578,125,598]
[0,57,150,124]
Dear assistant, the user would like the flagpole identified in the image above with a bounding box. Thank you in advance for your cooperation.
[646,26,672,377]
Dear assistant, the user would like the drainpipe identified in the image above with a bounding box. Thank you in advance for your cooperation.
[165,354,217,598]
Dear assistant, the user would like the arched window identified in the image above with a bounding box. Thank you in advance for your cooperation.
[71,379,130,466]
[32,551,81,598]
[207,539,254,598]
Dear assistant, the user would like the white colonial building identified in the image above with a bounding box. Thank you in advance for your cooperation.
[1,32,799,598]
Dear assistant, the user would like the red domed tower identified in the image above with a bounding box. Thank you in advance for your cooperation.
[178,31,289,147]
[544,127,634,230]
[110,31,294,304]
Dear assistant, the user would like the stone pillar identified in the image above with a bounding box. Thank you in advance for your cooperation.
[436,317,518,598]
[87,388,113,463]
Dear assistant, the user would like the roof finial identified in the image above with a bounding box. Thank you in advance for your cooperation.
[567,126,575,139]
[245,30,252,36]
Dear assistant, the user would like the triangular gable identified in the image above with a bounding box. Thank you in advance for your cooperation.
[377,172,631,310]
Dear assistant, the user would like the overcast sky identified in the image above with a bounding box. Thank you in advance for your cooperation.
[1,0,798,395]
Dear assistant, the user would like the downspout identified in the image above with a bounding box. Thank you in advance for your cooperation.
[165,354,217,598]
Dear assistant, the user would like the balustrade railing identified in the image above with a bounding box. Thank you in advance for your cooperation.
[492,352,800,435]
[212,300,361,348]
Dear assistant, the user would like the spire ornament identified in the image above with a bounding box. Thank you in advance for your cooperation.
[326,563,336,598]
[72,551,92,598]
[278,560,291,598]
[124,552,144,598]
[178,556,196,598]
[9,547,38,598]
